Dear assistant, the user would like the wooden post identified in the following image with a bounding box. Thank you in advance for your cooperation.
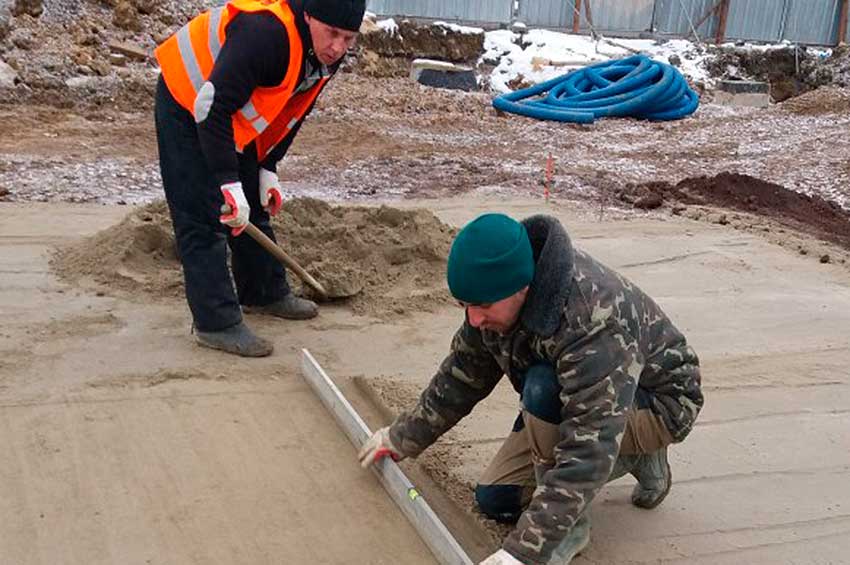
[583,0,595,30]
[689,0,723,39]
[544,153,554,204]
[838,0,849,46]
[715,0,730,44]
[572,0,581,34]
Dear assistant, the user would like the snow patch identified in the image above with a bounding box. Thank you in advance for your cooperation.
[432,21,484,35]
[376,18,399,35]
[482,30,716,93]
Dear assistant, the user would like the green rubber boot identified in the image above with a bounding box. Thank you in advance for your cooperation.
[549,514,591,564]
[629,447,672,509]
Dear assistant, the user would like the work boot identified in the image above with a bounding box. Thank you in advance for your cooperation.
[608,455,634,482]
[550,514,591,563]
[629,447,672,509]
[194,321,274,357]
[243,294,318,320]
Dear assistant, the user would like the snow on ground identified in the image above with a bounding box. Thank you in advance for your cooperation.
[370,18,831,94]
[482,29,713,93]
[432,21,484,35]
[375,17,398,34]
[478,29,836,94]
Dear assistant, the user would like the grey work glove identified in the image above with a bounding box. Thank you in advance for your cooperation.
[358,426,405,468]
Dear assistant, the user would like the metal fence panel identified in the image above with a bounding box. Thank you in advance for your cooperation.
[516,0,572,27]
[652,0,718,39]
[366,0,846,46]
[723,0,786,42]
[583,0,656,32]
[782,0,840,44]
[517,0,656,31]
[366,0,514,24]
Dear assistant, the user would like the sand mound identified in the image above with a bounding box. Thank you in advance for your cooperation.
[779,87,850,115]
[52,198,457,317]
[52,199,183,296]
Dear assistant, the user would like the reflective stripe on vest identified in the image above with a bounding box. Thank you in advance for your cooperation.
[254,75,331,161]
[155,0,304,150]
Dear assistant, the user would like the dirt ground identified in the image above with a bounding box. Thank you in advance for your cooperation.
[2,193,850,564]
[2,74,850,212]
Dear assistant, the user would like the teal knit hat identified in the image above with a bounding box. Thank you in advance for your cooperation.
[447,213,535,304]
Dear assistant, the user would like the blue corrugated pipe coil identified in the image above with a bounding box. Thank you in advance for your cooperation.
[492,54,699,123]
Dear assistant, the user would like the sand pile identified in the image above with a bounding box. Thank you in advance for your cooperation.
[52,198,457,317]
[52,199,183,295]
[779,86,850,116]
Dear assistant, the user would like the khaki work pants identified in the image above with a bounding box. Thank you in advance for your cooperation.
[479,407,675,495]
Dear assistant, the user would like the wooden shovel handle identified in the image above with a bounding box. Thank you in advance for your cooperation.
[222,205,327,298]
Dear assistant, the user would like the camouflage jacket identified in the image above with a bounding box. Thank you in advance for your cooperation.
[389,215,703,565]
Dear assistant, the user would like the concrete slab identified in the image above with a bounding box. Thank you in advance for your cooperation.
[411,59,477,91]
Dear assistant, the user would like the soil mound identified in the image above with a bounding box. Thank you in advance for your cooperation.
[625,173,850,250]
[358,19,483,62]
[52,198,457,317]
[354,19,483,78]
[703,46,831,102]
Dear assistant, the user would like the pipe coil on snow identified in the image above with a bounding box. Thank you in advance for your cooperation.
[492,54,700,123]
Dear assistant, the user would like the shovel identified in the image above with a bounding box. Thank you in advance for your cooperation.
[222,204,328,299]
[221,205,365,300]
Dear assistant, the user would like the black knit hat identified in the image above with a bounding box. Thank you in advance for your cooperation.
[303,0,366,32]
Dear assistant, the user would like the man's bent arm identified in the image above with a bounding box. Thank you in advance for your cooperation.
[389,322,503,457]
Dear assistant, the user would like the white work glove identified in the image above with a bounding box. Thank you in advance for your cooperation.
[479,549,524,565]
[358,426,405,468]
[220,181,249,236]
[259,168,282,216]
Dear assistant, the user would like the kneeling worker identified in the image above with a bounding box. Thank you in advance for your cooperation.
[359,213,704,565]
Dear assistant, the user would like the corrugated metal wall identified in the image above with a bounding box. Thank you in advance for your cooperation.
[652,0,718,39]
[516,0,572,27]
[582,0,656,32]
[652,0,842,44]
[782,0,841,44]
[366,0,513,24]
[365,0,850,46]
[722,0,786,42]
[516,0,655,31]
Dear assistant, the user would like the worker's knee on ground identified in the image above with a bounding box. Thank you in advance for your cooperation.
[474,484,525,523]
[522,364,562,425]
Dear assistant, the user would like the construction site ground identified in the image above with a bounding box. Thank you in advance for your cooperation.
[2,72,850,564]
[3,190,850,563]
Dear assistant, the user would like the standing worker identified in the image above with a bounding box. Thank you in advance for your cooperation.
[154,0,365,357]
[359,213,705,565]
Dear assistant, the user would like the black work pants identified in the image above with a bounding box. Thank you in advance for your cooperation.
[154,76,290,332]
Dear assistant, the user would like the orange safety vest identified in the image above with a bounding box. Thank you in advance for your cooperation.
[155,0,331,161]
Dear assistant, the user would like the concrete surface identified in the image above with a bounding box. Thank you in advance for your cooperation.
[0,203,437,565]
[356,198,850,564]
[1,197,849,564]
